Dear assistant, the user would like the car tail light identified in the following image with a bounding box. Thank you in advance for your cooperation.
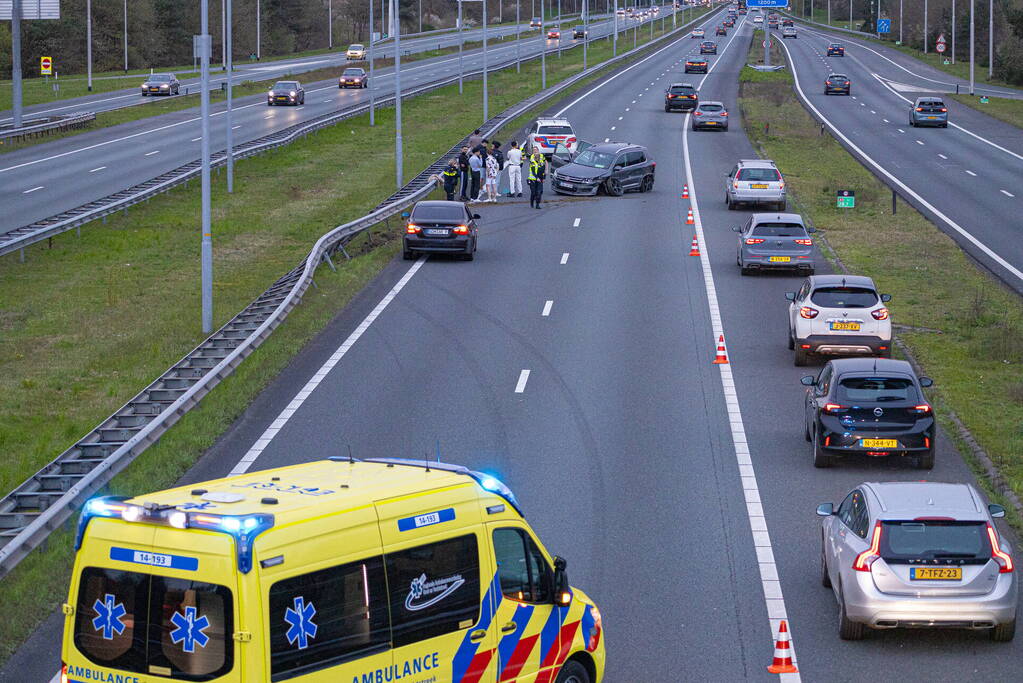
[799,306,819,319]
[915,107,924,112]
[853,522,883,572]
[939,107,948,112]
[825,80,832,85]
[871,307,889,320]
[744,237,765,244]
[844,81,851,85]
[823,403,848,414]
[924,436,931,448]
[406,224,421,234]
[452,224,470,235]
[793,238,812,245]
[60,664,68,683]
[694,111,702,116]
[667,94,675,98]
[910,404,931,414]
[721,111,729,116]
[567,137,577,144]
[987,524,1014,573]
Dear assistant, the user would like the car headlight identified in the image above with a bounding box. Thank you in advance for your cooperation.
[268,91,274,97]
[160,84,169,89]
[289,91,296,96]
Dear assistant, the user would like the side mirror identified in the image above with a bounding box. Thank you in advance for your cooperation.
[731,226,741,232]
[807,226,817,233]
[614,165,624,171]
[472,213,481,219]
[919,377,933,388]
[552,556,571,606]
[816,503,835,517]
[401,211,410,218]
[989,504,1006,519]
[785,292,796,301]
[880,293,892,302]
[800,375,816,386]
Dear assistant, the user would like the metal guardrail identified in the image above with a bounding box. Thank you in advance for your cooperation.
[0,12,672,260]
[0,8,716,579]
[0,112,96,143]
[780,11,872,37]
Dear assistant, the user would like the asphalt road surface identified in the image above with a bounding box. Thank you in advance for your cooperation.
[0,9,689,236]
[4,10,1022,683]
[777,22,1023,294]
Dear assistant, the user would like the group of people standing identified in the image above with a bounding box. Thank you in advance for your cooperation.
[440,129,549,209]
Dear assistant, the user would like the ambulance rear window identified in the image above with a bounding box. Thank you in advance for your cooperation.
[74,567,233,680]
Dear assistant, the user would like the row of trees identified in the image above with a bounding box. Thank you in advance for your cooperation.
[0,0,604,78]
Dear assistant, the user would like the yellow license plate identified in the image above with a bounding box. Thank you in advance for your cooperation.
[861,438,898,448]
[769,256,791,262]
[751,183,769,189]
[830,322,861,331]
[911,567,962,581]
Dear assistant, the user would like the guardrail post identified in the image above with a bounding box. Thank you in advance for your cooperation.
[892,189,897,215]
[322,251,337,272]
[19,248,25,263]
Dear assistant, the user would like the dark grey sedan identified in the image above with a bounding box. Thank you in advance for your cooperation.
[140,73,179,96]
[402,201,480,260]
[734,213,816,275]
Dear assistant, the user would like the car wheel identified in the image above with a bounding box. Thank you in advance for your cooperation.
[554,660,591,683]
[813,430,835,468]
[942,122,948,128]
[991,620,1016,642]
[463,251,475,261]
[788,328,795,351]
[605,177,624,197]
[821,539,832,588]
[794,347,809,367]
[665,105,671,112]
[640,176,654,193]
[402,248,415,260]
[722,125,729,131]
[726,195,736,210]
[740,264,752,276]
[908,119,914,127]
[915,449,935,470]
[838,593,865,640]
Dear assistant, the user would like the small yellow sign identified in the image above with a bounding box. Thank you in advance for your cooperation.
[40,56,52,75]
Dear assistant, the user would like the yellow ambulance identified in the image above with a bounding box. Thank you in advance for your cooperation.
[60,458,604,683]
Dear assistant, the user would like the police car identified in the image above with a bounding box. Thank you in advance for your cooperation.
[526,117,579,158]
[62,458,606,683]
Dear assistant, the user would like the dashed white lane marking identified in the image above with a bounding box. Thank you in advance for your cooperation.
[542,300,554,316]
[870,110,876,114]
[228,257,428,476]
[514,369,531,393]
[966,170,977,176]
[1002,190,1016,197]
[560,252,569,264]
[682,116,801,683]
[89,166,106,173]
[191,137,202,142]
[897,128,905,133]
[232,125,242,130]
[604,137,610,142]
[618,116,624,120]
[264,114,274,119]
[22,186,43,193]
[611,126,617,130]
[632,99,636,103]
[882,118,889,123]
[915,140,924,145]
[144,150,160,156]
[625,107,630,111]
[323,99,332,103]
[938,153,948,159]
[573,217,581,227]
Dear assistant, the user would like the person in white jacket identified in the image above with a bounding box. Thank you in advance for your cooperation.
[505,141,523,198]
[484,153,500,202]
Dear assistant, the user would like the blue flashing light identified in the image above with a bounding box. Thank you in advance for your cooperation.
[188,513,275,574]
[469,471,523,516]
[75,496,130,550]
[479,477,502,492]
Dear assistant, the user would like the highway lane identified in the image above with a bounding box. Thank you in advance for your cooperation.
[0,11,688,237]
[776,28,1023,294]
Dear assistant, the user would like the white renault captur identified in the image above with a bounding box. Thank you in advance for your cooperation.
[785,274,892,367]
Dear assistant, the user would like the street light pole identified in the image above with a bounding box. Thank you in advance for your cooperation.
[221,0,226,67]
[199,0,214,334]
[541,0,547,88]
[329,0,333,48]
[952,0,956,65]
[256,0,261,59]
[969,0,975,94]
[123,0,128,71]
[457,0,463,93]
[226,0,234,193]
[393,0,404,187]
[370,0,376,123]
[899,0,902,45]
[87,0,93,91]
[582,0,587,69]
[516,0,521,72]
[613,0,618,55]
[484,0,489,121]
[988,0,993,80]
[557,0,561,57]
[923,0,928,53]
[11,0,21,128]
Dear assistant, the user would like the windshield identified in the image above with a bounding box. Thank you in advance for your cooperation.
[881,521,990,562]
[537,125,573,135]
[342,69,364,76]
[837,376,919,403]
[74,567,233,680]
[273,82,298,90]
[572,150,616,169]
[412,206,466,221]
[810,286,878,308]
[737,168,781,181]
[148,75,171,82]
[751,223,805,237]
[349,44,364,49]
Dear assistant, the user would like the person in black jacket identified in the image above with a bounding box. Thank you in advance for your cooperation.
[490,141,505,170]
[457,146,471,201]
[441,158,460,201]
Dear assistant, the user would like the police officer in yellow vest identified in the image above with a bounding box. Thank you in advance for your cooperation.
[528,150,547,209]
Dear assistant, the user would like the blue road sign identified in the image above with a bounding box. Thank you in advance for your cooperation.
[877,18,891,33]
[747,0,788,6]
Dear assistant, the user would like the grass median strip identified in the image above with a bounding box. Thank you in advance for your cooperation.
[0,15,704,663]
[738,34,1023,512]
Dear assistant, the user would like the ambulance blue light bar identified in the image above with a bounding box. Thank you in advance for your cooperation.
[361,457,524,515]
[76,496,274,573]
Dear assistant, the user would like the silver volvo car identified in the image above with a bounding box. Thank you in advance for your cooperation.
[817,482,1017,641]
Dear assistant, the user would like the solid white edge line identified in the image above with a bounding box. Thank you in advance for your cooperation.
[1001,190,1015,198]
[778,39,1023,284]
[22,186,44,193]
[227,257,428,476]
[514,369,530,393]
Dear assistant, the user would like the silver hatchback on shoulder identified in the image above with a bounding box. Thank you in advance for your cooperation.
[817,482,1017,642]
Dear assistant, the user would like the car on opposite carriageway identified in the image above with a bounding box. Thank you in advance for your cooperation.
[550,142,655,197]
[339,67,368,88]
[267,80,305,105]
[402,200,480,260]
[665,82,699,112]
[140,73,180,96]
[816,481,1016,641]
[691,27,705,38]
[733,212,814,275]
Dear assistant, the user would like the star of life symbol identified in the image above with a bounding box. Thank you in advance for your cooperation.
[92,594,127,640]
[405,572,465,611]
[170,606,211,653]
[284,596,318,649]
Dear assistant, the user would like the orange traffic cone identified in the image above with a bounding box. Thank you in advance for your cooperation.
[686,209,695,225]
[689,235,700,256]
[767,620,798,674]
[712,335,729,365]
[682,184,690,199]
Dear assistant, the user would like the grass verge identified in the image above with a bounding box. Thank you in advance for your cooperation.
[738,34,1023,516]
[949,93,1023,129]
[0,14,703,663]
